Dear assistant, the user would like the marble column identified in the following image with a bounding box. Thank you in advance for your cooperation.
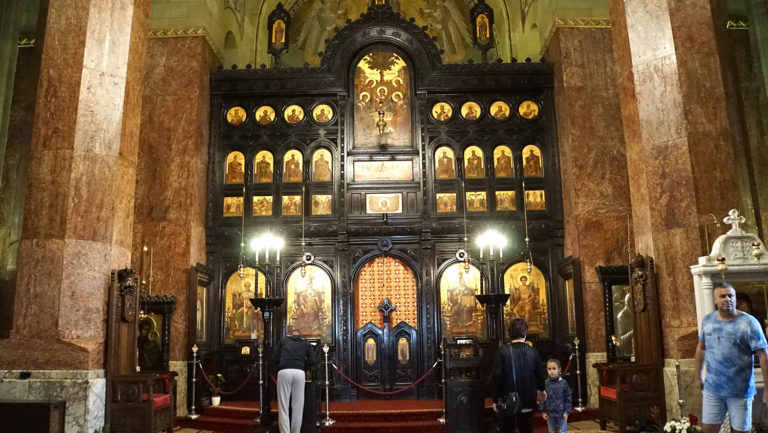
[0,0,151,431]
[132,35,218,416]
[609,0,740,360]
[545,26,632,407]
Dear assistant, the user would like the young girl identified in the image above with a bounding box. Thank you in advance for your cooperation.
[541,358,572,433]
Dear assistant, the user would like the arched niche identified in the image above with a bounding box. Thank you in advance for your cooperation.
[439,262,485,340]
[434,146,456,179]
[285,265,333,341]
[223,267,266,344]
[464,145,484,178]
[225,151,244,184]
[283,149,303,182]
[503,262,549,337]
[254,150,274,183]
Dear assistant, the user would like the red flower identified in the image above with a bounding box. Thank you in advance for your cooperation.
[688,413,698,426]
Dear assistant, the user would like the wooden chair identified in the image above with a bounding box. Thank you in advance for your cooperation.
[106,269,175,433]
[593,255,666,431]
[594,362,666,431]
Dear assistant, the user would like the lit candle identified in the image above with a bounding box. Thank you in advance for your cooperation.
[255,247,260,265]
[480,245,484,259]
[276,246,281,263]
[499,246,503,259]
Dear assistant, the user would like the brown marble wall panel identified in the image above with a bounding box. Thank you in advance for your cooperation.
[12,239,65,339]
[82,0,133,77]
[632,57,688,147]
[546,27,631,351]
[609,2,654,255]
[22,149,73,239]
[59,240,111,340]
[66,153,118,243]
[73,68,126,156]
[134,36,216,362]
[623,0,675,66]
[642,137,698,231]
[112,157,139,252]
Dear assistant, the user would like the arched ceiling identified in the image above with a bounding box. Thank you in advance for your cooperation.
[145,0,754,67]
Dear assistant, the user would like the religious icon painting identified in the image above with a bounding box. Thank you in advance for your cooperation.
[272,19,286,49]
[283,149,303,182]
[518,100,540,120]
[312,104,334,124]
[436,193,457,213]
[353,50,411,148]
[312,149,332,182]
[524,190,546,211]
[254,150,274,183]
[465,191,487,212]
[366,193,402,214]
[464,145,485,178]
[490,101,510,120]
[224,267,266,344]
[284,104,304,124]
[493,145,513,178]
[225,151,245,184]
[282,195,302,216]
[496,191,517,211]
[255,105,276,125]
[223,196,243,217]
[476,14,491,43]
[397,337,410,364]
[440,262,484,340]
[196,284,207,342]
[522,145,543,177]
[431,102,453,123]
[226,106,247,126]
[311,194,332,215]
[434,146,455,179]
[460,101,482,121]
[252,196,273,216]
[503,262,549,337]
[364,338,377,365]
[286,264,333,339]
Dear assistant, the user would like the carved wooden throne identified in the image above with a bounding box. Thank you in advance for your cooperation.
[594,255,666,432]
[106,269,175,433]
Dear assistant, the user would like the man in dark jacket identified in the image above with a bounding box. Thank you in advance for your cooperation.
[272,335,317,433]
[492,317,547,433]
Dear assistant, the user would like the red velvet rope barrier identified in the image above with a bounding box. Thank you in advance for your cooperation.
[198,361,256,396]
[330,360,439,395]
[562,353,574,376]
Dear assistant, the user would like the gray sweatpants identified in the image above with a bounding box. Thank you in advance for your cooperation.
[277,368,305,433]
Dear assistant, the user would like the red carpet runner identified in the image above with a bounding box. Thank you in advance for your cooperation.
[176,399,598,433]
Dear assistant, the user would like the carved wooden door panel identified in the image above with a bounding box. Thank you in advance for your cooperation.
[355,320,418,396]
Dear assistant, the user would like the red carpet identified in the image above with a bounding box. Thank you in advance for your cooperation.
[176,399,598,433]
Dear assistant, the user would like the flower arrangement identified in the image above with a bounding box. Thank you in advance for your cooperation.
[661,416,701,433]
[644,411,701,433]
[210,373,226,396]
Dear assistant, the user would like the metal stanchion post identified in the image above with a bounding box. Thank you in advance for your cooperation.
[187,344,201,420]
[437,342,446,424]
[573,337,587,412]
[321,344,335,426]
[256,344,264,424]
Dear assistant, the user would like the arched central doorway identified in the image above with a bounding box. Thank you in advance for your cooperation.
[354,255,419,396]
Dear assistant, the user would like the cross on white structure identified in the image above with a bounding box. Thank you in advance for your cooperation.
[723,209,746,233]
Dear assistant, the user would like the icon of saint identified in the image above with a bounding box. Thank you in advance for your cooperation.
[495,149,512,177]
[436,150,454,179]
[258,108,273,125]
[466,150,483,178]
[315,107,330,123]
[226,154,244,183]
[313,153,331,181]
[284,154,301,182]
[256,154,273,182]
[524,149,542,177]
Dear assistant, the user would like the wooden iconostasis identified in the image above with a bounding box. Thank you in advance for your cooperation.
[196,3,583,401]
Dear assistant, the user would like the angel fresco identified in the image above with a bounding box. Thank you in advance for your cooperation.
[410,0,472,62]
